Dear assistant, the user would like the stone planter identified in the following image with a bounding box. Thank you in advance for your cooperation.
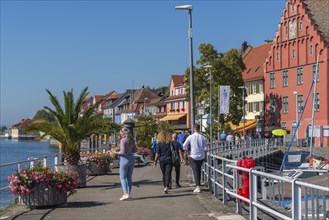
[19,183,67,208]
[87,161,109,176]
[58,164,87,188]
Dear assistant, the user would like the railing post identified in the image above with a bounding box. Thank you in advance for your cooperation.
[208,153,212,192]
[222,160,228,204]
[43,156,47,167]
[54,154,58,171]
[214,158,218,197]
[292,179,301,219]
[29,158,34,168]
[250,169,257,220]
[261,177,267,200]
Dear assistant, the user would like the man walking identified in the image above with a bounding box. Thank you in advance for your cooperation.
[183,124,207,193]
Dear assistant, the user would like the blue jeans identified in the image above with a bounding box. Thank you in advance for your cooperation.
[119,155,135,194]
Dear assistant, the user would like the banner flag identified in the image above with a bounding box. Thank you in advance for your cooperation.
[219,86,230,114]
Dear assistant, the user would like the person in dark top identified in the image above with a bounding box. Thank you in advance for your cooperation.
[171,132,185,187]
[154,131,172,194]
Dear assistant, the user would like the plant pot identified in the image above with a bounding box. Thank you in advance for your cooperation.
[87,161,109,176]
[58,164,87,188]
[19,183,67,208]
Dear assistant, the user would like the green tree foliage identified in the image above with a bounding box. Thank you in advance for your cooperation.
[184,43,246,131]
[157,121,173,133]
[27,87,111,165]
[0,126,7,132]
[134,116,157,148]
[33,109,56,122]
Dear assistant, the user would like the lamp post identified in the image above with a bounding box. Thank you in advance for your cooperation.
[293,91,298,146]
[175,5,195,131]
[238,85,246,139]
[204,65,213,146]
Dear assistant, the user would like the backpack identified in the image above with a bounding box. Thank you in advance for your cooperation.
[170,142,180,165]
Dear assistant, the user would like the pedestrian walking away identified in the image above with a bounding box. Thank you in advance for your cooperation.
[183,124,207,193]
[114,128,137,201]
[171,133,185,188]
[154,131,173,194]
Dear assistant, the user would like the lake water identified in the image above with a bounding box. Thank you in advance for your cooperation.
[0,139,59,209]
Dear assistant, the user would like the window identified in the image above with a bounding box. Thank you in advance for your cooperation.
[297,67,303,85]
[248,103,252,113]
[252,102,257,112]
[314,93,320,112]
[312,64,319,82]
[292,49,296,59]
[297,94,304,113]
[259,83,263,93]
[182,101,185,109]
[256,83,260,93]
[299,21,302,31]
[252,84,256,94]
[255,102,260,112]
[282,96,288,114]
[270,72,275,88]
[310,45,313,55]
[281,121,287,129]
[282,70,288,87]
[276,52,280,61]
[259,101,264,112]
[181,88,183,95]
[285,26,288,35]
[177,102,180,109]
[292,3,295,11]
[171,103,174,110]
[270,96,276,114]
[171,90,174,96]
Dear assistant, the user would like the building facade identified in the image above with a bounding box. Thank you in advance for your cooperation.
[161,75,190,130]
[264,0,329,146]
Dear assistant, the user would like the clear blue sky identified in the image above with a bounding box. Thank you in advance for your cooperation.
[0,0,286,126]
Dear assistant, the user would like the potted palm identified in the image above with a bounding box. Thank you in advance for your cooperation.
[27,87,110,187]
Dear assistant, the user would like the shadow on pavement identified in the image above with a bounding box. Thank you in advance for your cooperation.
[65,201,109,208]
[131,193,192,201]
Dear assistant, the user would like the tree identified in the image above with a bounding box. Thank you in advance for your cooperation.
[27,87,110,165]
[184,43,246,132]
[134,116,157,148]
[157,121,173,133]
[0,126,7,132]
[33,109,56,122]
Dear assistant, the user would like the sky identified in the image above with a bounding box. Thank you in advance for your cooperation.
[0,0,286,127]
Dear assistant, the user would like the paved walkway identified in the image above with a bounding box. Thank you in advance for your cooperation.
[2,163,244,220]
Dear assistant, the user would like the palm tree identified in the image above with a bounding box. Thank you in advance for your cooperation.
[27,87,109,165]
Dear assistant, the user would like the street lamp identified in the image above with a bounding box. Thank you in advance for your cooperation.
[238,85,246,139]
[293,91,298,145]
[204,65,213,146]
[175,4,195,131]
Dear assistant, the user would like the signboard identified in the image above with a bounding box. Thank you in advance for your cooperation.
[198,108,205,116]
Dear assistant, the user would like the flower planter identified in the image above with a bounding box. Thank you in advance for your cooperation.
[58,164,87,188]
[19,183,67,208]
[87,161,109,176]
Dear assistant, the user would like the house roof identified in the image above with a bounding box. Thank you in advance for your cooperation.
[165,94,187,101]
[133,88,159,103]
[303,0,329,45]
[242,42,272,82]
[171,75,185,87]
[12,119,33,129]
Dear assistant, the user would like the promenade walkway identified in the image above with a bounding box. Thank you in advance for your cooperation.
[2,163,244,220]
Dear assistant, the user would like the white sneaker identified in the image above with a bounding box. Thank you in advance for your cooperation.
[119,195,129,201]
[163,187,168,194]
[193,186,201,193]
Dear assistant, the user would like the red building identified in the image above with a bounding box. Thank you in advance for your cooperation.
[264,0,329,147]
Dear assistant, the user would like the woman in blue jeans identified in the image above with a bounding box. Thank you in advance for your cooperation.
[115,128,137,201]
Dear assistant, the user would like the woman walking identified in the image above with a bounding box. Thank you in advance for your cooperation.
[115,128,137,200]
[154,131,172,194]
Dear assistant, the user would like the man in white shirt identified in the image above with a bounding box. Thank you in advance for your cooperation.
[183,124,207,193]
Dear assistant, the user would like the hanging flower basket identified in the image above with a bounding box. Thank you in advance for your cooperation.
[80,152,112,176]
[8,163,79,208]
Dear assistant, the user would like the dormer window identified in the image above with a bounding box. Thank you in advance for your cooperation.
[171,90,173,96]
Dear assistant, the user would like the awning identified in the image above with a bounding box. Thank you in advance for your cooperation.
[160,114,186,121]
[228,120,257,131]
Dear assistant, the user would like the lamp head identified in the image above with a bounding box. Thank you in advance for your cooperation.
[293,91,298,95]
[203,65,212,68]
[175,5,192,10]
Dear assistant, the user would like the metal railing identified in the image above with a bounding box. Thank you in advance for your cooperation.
[202,151,329,220]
